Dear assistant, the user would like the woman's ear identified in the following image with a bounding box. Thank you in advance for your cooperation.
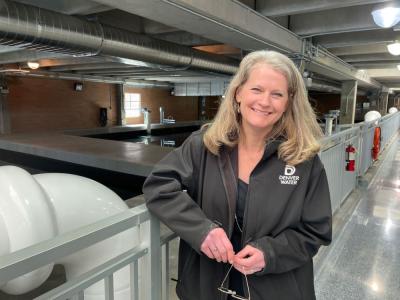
[235,86,242,102]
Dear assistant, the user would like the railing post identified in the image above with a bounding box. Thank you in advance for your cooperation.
[149,213,162,300]
[357,125,363,178]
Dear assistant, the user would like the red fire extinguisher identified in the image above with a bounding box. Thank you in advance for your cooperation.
[346,144,356,172]
[372,127,381,161]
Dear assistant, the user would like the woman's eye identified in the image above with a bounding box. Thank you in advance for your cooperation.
[251,88,261,92]
[272,93,283,98]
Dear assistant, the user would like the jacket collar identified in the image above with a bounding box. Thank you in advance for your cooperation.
[216,137,284,234]
[262,137,284,161]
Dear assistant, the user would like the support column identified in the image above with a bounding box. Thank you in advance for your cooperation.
[380,92,389,115]
[339,80,357,124]
[116,84,124,125]
[0,76,10,134]
[198,96,206,120]
[387,94,395,110]
[396,96,400,108]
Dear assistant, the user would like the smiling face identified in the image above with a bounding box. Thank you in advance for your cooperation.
[235,63,289,138]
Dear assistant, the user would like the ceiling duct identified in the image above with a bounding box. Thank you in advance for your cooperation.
[0,0,238,74]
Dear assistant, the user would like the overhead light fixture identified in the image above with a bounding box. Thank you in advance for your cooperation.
[371,6,400,28]
[27,61,40,69]
[387,42,400,55]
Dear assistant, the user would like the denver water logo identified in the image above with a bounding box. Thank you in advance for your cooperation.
[279,165,299,185]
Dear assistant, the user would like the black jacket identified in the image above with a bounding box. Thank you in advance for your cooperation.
[143,130,332,300]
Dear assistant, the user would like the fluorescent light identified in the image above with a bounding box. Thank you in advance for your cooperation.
[387,42,400,55]
[27,61,40,69]
[371,7,400,28]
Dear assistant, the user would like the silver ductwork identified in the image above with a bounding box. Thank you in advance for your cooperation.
[0,0,238,74]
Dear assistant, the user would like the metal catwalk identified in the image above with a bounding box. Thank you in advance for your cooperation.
[315,137,400,300]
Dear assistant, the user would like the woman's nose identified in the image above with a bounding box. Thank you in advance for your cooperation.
[259,93,271,106]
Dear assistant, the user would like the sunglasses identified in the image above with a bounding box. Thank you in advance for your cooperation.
[217,264,251,300]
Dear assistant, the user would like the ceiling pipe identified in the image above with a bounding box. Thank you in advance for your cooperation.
[0,0,238,74]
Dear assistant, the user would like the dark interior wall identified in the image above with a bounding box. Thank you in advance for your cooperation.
[123,86,199,124]
[309,92,340,120]
[7,76,118,133]
[309,92,368,121]
[203,96,221,120]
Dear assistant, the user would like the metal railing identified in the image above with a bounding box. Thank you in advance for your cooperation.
[319,127,360,213]
[0,112,399,300]
[319,111,400,214]
[0,204,177,300]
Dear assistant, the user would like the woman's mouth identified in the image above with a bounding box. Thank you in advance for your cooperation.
[251,107,272,116]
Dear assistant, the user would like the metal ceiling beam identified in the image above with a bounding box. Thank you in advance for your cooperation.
[257,0,391,17]
[340,53,400,63]
[1,0,384,89]
[375,81,400,88]
[149,31,216,46]
[329,44,388,56]
[313,29,399,48]
[352,62,400,69]
[306,46,382,88]
[91,0,383,88]
[92,0,303,53]
[289,4,382,36]
[366,69,400,78]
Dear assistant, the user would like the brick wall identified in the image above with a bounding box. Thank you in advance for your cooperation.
[7,76,118,133]
[124,86,199,124]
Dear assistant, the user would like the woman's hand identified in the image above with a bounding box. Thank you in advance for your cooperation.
[200,228,235,263]
[233,245,265,275]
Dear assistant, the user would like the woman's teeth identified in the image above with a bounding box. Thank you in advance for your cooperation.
[251,108,271,116]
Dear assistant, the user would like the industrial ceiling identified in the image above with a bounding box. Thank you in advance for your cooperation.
[1,0,400,93]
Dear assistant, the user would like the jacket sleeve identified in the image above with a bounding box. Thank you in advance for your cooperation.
[251,156,332,275]
[142,132,217,253]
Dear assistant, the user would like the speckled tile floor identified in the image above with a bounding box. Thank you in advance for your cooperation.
[315,139,400,300]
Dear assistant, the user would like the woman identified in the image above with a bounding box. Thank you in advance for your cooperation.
[143,50,332,300]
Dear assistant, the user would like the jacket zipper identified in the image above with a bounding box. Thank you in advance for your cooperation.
[240,140,274,297]
[239,177,251,298]
[241,177,251,247]
[241,139,274,244]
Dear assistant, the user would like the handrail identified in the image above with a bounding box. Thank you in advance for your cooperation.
[35,245,148,300]
[320,126,359,151]
[0,204,149,284]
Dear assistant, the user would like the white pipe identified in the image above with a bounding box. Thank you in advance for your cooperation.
[0,213,10,290]
[0,166,55,294]
[0,166,139,299]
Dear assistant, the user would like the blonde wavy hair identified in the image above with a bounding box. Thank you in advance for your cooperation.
[203,50,322,165]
